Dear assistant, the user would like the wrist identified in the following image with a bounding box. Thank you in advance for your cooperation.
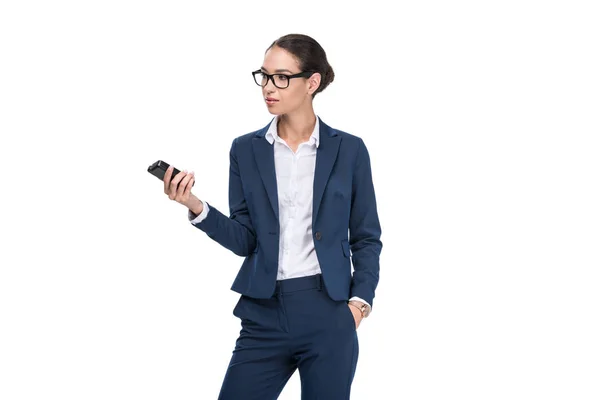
[348,301,369,319]
[188,197,204,215]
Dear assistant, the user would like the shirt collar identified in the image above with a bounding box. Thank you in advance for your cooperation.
[265,115,320,148]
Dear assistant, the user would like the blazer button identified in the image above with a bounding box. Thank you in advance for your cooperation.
[315,231,322,240]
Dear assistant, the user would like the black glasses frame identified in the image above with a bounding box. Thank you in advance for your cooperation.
[252,69,316,89]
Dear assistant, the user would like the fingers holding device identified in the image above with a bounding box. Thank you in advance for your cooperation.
[148,160,197,207]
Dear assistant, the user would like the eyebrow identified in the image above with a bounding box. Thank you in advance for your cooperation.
[260,67,294,74]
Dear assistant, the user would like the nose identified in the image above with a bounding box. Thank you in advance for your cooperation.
[264,76,277,91]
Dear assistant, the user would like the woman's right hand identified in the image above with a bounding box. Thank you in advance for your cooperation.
[163,165,202,212]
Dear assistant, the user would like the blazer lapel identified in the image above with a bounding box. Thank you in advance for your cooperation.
[252,121,279,220]
[312,118,341,228]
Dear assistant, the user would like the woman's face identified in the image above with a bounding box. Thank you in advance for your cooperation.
[260,46,318,115]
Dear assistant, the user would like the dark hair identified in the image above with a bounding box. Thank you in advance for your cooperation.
[266,33,335,98]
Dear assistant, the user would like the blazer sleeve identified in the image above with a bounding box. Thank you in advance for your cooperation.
[190,137,257,257]
[349,138,383,307]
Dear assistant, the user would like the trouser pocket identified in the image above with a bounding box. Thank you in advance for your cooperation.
[341,301,357,331]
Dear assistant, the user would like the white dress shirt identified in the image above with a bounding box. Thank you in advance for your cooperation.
[188,115,370,312]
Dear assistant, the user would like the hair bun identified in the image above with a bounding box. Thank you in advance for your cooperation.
[326,65,335,84]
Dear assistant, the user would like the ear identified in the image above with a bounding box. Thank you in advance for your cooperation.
[307,72,322,96]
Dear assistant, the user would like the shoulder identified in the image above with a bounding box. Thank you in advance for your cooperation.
[334,127,364,144]
[228,122,271,153]
[322,120,368,157]
[320,118,364,143]
[233,131,259,145]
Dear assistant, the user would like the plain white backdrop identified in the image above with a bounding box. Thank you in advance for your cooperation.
[1,0,599,399]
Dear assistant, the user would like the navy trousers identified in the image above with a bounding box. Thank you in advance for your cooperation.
[218,273,359,400]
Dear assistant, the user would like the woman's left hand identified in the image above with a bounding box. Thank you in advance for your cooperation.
[348,304,363,329]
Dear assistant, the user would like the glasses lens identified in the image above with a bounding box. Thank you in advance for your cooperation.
[273,74,289,88]
[253,72,266,86]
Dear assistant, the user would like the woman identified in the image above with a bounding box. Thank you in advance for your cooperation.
[162,33,382,399]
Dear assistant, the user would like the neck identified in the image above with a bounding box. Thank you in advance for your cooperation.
[277,106,317,143]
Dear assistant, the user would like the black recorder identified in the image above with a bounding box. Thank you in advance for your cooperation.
[147,160,195,186]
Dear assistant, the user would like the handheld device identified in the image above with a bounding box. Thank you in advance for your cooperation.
[147,160,195,186]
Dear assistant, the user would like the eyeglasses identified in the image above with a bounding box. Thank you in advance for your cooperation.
[252,69,315,89]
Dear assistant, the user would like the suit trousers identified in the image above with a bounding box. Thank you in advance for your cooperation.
[218,273,359,400]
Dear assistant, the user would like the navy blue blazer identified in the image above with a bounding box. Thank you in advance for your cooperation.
[193,116,382,307]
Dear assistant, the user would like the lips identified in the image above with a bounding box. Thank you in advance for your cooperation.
[266,98,278,102]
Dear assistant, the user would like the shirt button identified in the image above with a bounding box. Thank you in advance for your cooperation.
[315,231,322,240]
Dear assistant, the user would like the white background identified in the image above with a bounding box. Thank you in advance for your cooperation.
[1,0,599,399]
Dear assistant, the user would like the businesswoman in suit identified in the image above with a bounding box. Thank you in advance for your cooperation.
[162,33,382,399]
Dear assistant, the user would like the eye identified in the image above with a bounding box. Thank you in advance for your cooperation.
[276,74,288,81]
